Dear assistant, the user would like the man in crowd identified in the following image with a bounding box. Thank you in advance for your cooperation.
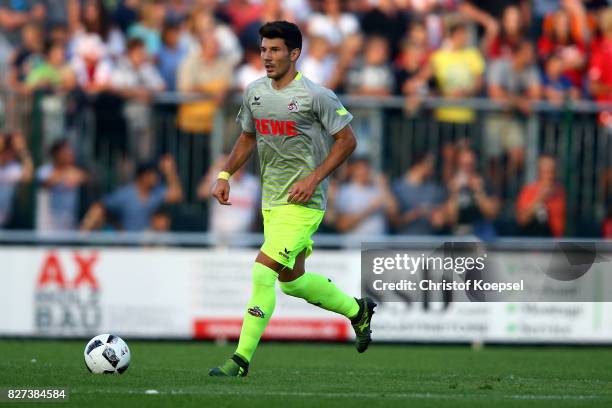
[80,154,182,231]
[333,156,397,236]
[0,132,33,229]
[391,152,446,235]
[37,139,87,231]
[516,154,566,237]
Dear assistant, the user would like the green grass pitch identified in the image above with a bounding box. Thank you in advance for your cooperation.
[1,340,611,407]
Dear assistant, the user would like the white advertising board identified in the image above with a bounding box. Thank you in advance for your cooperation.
[1,247,611,343]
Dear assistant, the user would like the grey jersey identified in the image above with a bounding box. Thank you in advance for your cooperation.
[236,73,353,210]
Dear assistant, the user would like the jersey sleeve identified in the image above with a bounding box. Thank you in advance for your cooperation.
[236,88,256,134]
[313,88,353,136]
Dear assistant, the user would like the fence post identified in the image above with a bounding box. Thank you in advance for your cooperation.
[368,105,384,171]
[526,111,540,183]
[210,107,225,164]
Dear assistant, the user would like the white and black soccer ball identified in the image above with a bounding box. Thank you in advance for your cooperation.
[84,334,131,374]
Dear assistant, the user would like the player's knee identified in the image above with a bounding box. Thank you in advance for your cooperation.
[252,263,278,287]
[279,279,304,297]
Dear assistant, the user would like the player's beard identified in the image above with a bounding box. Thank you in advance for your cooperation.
[267,60,291,81]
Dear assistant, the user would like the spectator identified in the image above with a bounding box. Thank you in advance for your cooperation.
[0,133,33,229]
[459,0,528,41]
[7,23,44,94]
[185,8,243,70]
[540,0,595,49]
[516,154,566,237]
[394,39,430,97]
[360,0,408,60]
[25,40,74,92]
[602,206,612,238]
[165,0,190,24]
[299,35,337,87]
[347,36,394,96]
[394,21,433,104]
[36,140,87,231]
[333,157,397,236]
[69,33,113,93]
[197,155,260,239]
[127,0,166,56]
[112,0,140,34]
[111,37,165,161]
[486,5,525,60]
[405,20,432,55]
[446,148,500,240]
[0,0,46,49]
[589,7,612,127]
[409,5,446,48]
[149,206,172,232]
[225,0,263,36]
[235,44,266,91]
[486,40,541,178]
[391,152,446,235]
[49,24,70,50]
[283,0,312,25]
[157,21,187,91]
[542,54,580,105]
[538,8,587,89]
[80,155,183,232]
[307,0,361,50]
[69,0,126,60]
[177,31,232,135]
[429,21,485,125]
[240,0,294,48]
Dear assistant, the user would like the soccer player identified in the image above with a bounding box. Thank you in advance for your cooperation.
[209,21,376,377]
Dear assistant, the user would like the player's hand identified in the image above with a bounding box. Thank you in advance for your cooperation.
[288,175,318,204]
[212,179,232,205]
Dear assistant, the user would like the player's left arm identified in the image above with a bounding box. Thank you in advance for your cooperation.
[288,125,356,204]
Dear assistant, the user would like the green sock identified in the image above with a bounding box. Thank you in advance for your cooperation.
[279,273,360,319]
[235,263,278,363]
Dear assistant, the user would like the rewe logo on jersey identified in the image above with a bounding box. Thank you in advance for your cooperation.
[254,118,298,136]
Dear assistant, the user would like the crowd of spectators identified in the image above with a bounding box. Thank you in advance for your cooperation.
[1,1,611,112]
[0,0,611,239]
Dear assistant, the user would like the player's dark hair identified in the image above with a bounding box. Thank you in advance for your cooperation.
[259,21,302,51]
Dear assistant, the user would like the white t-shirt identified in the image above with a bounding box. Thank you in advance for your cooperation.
[335,182,386,235]
[210,173,259,235]
[299,55,336,85]
[234,63,266,91]
[307,13,360,47]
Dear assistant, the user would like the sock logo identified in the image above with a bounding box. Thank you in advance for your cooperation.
[247,306,265,318]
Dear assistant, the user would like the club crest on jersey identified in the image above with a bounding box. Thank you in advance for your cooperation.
[288,99,299,112]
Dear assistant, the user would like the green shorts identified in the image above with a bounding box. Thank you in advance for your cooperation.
[261,204,325,269]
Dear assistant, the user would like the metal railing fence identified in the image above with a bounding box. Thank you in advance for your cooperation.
[1,91,611,236]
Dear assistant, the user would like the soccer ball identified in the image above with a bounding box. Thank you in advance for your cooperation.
[84,334,131,374]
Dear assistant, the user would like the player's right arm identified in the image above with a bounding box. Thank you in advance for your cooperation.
[212,84,257,205]
[211,131,256,206]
